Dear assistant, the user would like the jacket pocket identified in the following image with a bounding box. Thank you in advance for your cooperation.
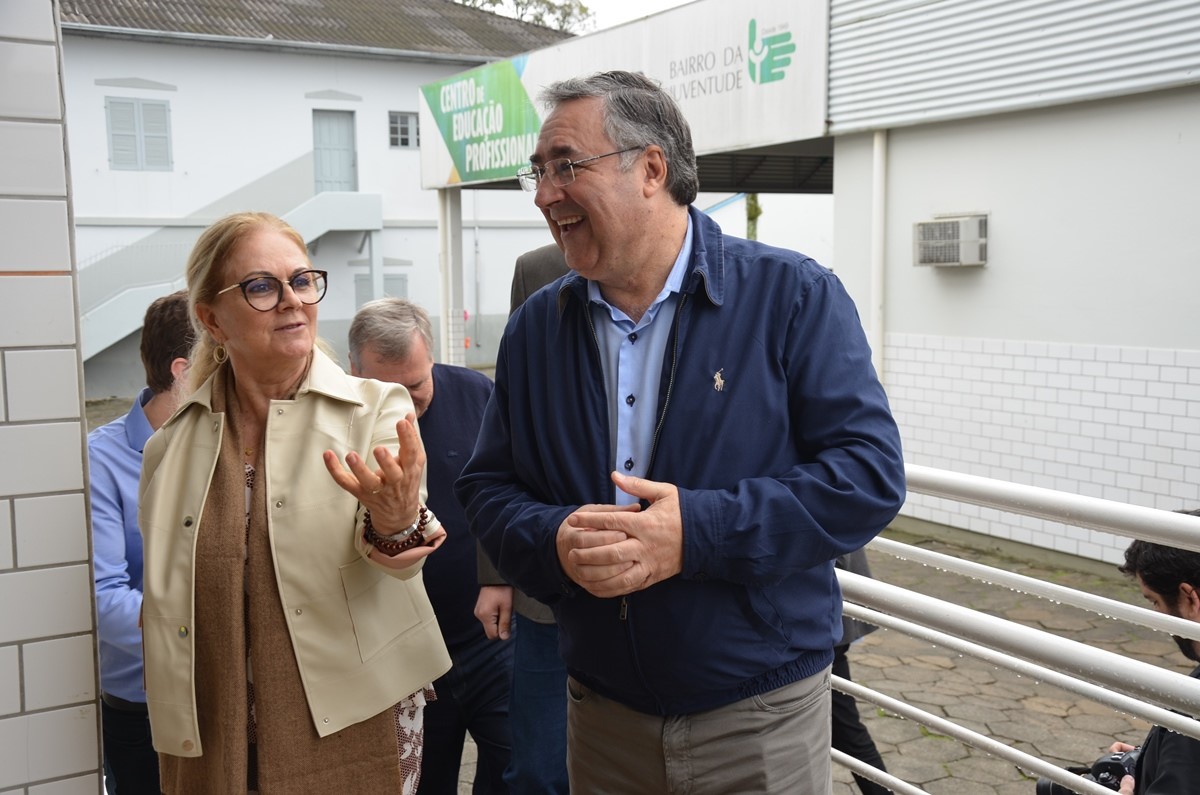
[339,555,421,662]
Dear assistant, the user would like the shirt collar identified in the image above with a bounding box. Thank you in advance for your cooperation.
[586,214,694,322]
[125,386,156,453]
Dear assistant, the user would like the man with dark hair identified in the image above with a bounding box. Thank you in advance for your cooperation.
[1111,522,1200,795]
[89,290,194,794]
[457,70,905,793]
[348,297,512,795]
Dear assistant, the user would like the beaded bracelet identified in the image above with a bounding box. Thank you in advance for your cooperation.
[363,505,429,555]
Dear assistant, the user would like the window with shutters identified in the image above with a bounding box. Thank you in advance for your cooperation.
[105,97,173,171]
[388,111,419,149]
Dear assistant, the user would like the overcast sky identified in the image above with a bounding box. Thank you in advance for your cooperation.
[587,0,694,31]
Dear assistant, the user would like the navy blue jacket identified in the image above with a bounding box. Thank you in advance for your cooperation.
[420,363,494,651]
[456,208,905,715]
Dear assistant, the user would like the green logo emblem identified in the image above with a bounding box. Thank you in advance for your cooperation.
[747,18,796,84]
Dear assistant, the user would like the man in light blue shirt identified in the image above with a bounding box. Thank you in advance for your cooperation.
[89,291,193,794]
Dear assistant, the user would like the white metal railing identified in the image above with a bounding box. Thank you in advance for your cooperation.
[834,463,1200,794]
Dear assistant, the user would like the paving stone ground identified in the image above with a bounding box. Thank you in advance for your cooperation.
[84,400,1184,795]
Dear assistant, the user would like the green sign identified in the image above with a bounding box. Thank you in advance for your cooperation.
[747,18,795,84]
[421,59,542,185]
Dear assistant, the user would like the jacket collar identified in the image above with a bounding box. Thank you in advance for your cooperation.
[168,346,362,427]
[556,205,725,314]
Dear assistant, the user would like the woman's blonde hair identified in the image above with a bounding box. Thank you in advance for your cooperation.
[185,211,308,391]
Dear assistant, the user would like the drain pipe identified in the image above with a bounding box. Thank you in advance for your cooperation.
[869,129,887,375]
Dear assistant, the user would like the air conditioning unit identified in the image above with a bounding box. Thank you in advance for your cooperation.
[913,214,987,267]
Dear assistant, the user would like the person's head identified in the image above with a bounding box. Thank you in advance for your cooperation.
[347,298,436,417]
[1120,511,1200,662]
[186,212,325,391]
[527,71,696,281]
[140,289,195,396]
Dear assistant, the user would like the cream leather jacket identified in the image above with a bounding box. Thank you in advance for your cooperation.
[138,349,451,757]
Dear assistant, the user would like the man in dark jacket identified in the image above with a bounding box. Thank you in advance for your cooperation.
[349,298,512,795]
[1111,527,1200,795]
[456,70,905,794]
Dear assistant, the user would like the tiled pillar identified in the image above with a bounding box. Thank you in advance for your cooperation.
[0,1,103,792]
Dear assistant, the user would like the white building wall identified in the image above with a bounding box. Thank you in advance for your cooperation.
[834,86,1200,562]
[63,34,553,382]
[0,0,102,791]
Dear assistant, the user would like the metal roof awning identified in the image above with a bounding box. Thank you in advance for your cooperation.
[468,136,835,195]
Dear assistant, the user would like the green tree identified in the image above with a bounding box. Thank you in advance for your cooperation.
[457,0,594,33]
[746,193,761,241]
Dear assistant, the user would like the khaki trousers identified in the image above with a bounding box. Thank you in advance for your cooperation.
[566,666,833,795]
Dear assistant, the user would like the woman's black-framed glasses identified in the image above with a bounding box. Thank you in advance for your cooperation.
[516,147,644,192]
[216,269,328,312]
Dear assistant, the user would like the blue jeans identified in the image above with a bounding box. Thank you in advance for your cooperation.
[419,631,514,795]
[101,698,160,795]
[505,615,569,794]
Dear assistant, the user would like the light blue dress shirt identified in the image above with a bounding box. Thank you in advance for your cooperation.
[588,218,694,506]
[88,387,153,702]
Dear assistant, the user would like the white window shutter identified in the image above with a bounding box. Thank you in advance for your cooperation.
[140,101,172,169]
[106,98,140,169]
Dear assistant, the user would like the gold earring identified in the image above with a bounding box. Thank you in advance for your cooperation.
[213,344,228,364]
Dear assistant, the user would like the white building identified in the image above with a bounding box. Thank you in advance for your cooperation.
[60,0,567,397]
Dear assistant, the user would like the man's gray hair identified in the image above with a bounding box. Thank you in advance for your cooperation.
[540,70,698,206]
[348,297,434,370]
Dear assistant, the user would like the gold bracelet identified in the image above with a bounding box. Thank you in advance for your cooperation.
[363,505,429,555]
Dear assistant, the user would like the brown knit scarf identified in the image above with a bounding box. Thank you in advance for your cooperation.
[159,364,402,793]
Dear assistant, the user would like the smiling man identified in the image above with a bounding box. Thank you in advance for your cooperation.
[455,71,905,794]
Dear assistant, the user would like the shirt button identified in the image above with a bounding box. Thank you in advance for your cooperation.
[295,608,303,615]
[625,394,635,406]
[275,500,284,508]
[178,626,189,638]
[182,740,194,752]
[624,458,634,471]
[628,332,638,342]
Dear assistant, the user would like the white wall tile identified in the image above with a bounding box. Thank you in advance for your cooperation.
[5,349,81,422]
[890,331,1200,562]
[0,0,56,41]
[0,42,61,120]
[0,566,93,644]
[15,493,88,567]
[23,635,95,710]
[0,423,85,497]
[29,773,103,795]
[0,276,77,346]
[0,712,31,787]
[0,199,71,271]
[0,645,19,716]
[0,121,66,196]
[26,704,99,782]
[0,501,11,570]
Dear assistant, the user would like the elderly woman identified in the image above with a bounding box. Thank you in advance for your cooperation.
[138,211,450,793]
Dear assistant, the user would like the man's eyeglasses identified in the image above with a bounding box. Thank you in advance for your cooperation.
[516,147,643,192]
[216,269,328,312]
